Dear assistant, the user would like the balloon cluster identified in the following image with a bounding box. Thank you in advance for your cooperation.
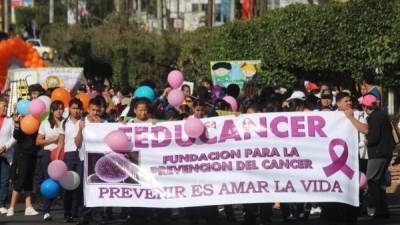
[166,70,205,138]
[16,87,72,135]
[167,70,185,107]
[16,96,50,134]
[0,38,47,89]
[40,160,81,199]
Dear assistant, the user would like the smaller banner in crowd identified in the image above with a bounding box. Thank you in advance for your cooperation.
[6,67,83,115]
[84,112,359,208]
[7,67,83,91]
[210,60,262,88]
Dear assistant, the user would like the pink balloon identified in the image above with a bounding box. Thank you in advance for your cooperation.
[104,130,131,153]
[167,70,184,89]
[359,171,367,190]
[184,117,205,138]
[47,160,68,181]
[29,99,46,117]
[223,96,238,112]
[168,89,185,107]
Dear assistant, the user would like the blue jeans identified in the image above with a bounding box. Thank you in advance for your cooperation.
[0,157,10,207]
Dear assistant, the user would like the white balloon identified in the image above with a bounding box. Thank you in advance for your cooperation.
[60,171,81,190]
[38,95,51,112]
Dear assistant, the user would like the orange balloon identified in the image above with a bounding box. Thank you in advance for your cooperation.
[51,87,71,107]
[75,93,92,111]
[21,115,40,134]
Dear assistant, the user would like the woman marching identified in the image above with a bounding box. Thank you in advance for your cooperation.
[35,100,65,221]
[58,98,85,222]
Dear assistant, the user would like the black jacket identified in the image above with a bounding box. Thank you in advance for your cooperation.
[366,110,395,159]
[13,127,40,156]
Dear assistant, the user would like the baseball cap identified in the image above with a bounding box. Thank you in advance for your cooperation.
[306,83,319,90]
[287,91,306,101]
[361,94,377,107]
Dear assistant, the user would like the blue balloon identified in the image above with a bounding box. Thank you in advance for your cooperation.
[16,99,30,116]
[40,178,60,199]
[134,86,154,101]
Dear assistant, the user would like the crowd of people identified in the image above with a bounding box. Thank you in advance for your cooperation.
[0,70,399,225]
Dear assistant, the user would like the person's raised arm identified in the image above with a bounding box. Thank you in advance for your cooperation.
[344,109,368,134]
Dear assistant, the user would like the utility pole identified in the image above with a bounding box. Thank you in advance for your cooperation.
[49,0,54,23]
[137,0,141,23]
[128,0,134,21]
[4,0,8,32]
[176,0,181,31]
[207,0,213,27]
[157,0,162,30]
[163,0,168,30]
[230,0,235,21]
[125,0,129,16]
[177,0,180,18]
[253,0,266,17]
[115,0,120,13]
[75,0,79,24]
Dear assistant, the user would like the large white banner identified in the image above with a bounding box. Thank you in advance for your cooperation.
[84,112,359,207]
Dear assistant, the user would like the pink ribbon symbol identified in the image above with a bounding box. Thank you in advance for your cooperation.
[323,139,354,179]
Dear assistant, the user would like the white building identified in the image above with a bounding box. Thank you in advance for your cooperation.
[157,0,328,31]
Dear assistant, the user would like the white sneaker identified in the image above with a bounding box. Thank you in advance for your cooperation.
[367,207,375,217]
[43,213,52,221]
[6,208,14,216]
[0,207,7,214]
[310,206,322,215]
[25,207,39,216]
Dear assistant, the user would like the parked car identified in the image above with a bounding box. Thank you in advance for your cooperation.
[26,39,55,61]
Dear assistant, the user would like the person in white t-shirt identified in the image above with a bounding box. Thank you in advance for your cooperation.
[77,98,106,225]
[321,92,368,224]
[35,100,64,221]
[58,98,84,222]
[0,97,16,214]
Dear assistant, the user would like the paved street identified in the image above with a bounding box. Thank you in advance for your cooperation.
[1,192,400,225]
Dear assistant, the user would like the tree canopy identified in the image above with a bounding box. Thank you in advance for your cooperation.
[13,0,400,89]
